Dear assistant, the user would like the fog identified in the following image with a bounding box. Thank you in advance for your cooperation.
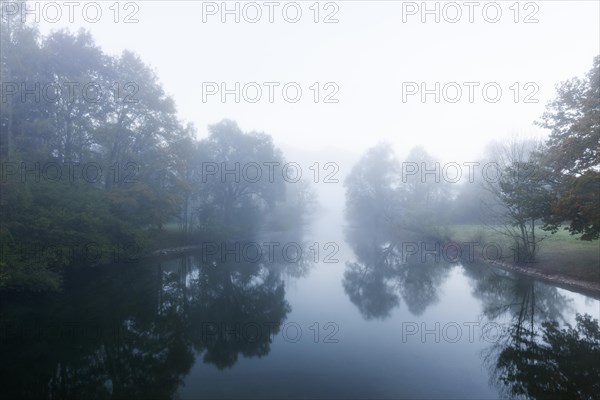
[2,1,599,399]
[34,0,599,162]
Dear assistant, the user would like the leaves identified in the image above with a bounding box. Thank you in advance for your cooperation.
[538,56,600,240]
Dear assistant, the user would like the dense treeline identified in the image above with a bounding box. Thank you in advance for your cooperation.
[1,8,597,290]
[0,13,311,290]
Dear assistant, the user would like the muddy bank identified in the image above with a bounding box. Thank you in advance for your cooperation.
[484,259,600,299]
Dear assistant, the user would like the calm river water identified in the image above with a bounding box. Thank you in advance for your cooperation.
[1,208,598,399]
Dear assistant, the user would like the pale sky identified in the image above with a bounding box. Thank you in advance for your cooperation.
[33,0,600,164]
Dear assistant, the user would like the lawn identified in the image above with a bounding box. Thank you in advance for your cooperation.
[449,224,600,283]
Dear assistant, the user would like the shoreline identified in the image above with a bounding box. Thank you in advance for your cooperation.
[146,245,203,258]
[146,244,600,299]
[483,259,600,299]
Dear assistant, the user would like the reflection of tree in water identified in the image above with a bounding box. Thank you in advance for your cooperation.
[1,261,195,400]
[156,234,314,371]
[344,261,400,320]
[342,226,452,320]
[400,260,449,316]
[493,313,600,400]
[462,263,570,325]
[185,249,292,369]
[0,233,312,398]
[462,262,600,399]
[342,145,455,320]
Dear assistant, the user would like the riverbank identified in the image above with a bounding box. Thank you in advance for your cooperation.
[449,224,600,296]
[145,241,600,299]
[147,245,203,258]
[482,258,600,299]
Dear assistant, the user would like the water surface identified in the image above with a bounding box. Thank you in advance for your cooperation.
[1,210,598,399]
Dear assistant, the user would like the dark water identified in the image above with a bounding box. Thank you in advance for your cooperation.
[1,211,599,399]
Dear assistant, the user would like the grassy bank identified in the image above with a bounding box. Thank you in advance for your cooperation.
[450,224,600,283]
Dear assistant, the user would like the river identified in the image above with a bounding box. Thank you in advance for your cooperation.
[1,208,598,399]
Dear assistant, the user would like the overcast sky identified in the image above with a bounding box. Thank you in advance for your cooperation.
[34,0,599,164]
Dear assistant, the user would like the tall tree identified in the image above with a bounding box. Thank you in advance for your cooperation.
[482,139,552,263]
[0,16,193,289]
[344,143,401,236]
[41,29,107,163]
[399,146,453,236]
[0,4,44,158]
[193,120,286,235]
[537,55,600,240]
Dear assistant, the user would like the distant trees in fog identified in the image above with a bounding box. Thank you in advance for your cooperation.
[345,56,599,264]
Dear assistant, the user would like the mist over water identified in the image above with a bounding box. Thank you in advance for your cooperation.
[1,1,599,398]
[2,194,598,398]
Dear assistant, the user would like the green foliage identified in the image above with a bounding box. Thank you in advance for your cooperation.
[538,55,600,240]
[0,17,187,290]
[543,170,600,241]
[190,120,287,237]
[0,16,305,291]
[478,139,553,264]
[0,261,62,292]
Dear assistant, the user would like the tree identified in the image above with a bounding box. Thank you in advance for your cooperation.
[344,143,401,237]
[0,7,304,291]
[398,146,453,237]
[192,120,286,235]
[0,1,42,157]
[482,139,552,263]
[0,17,193,289]
[447,174,491,224]
[169,123,199,234]
[537,55,600,240]
[40,29,107,163]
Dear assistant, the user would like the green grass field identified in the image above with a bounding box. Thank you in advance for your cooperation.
[450,224,600,282]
